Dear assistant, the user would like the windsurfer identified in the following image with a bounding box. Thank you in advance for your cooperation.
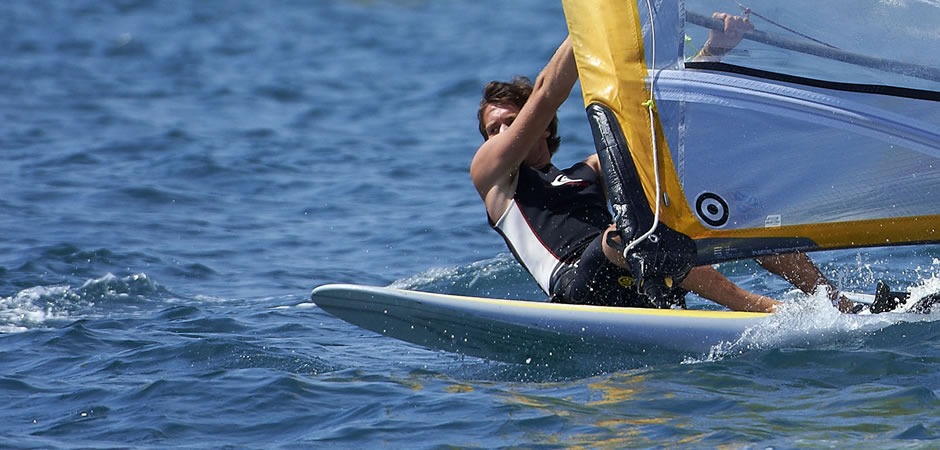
[471,13,852,313]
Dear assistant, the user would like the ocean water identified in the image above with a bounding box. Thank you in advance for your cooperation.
[2,0,940,448]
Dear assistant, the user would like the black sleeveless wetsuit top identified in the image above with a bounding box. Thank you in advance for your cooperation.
[491,161,689,308]
[490,162,611,294]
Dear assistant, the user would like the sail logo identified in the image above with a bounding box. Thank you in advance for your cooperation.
[695,192,729,228]
[764,215,782,228]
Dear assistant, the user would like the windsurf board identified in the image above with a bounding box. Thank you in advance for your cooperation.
[311,283,769,365]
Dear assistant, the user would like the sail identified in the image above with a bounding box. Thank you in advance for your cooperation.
[562,0,940,266]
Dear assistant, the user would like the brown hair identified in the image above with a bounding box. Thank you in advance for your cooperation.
[476,76,561,154]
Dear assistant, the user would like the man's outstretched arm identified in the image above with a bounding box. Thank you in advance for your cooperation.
[470,37,578,199]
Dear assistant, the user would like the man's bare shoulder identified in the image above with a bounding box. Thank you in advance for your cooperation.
[578,154,602,175]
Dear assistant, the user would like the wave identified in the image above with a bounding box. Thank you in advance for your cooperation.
[0,272,172,333]
[389,254,544,300]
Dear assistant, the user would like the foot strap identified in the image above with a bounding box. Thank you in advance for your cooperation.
[869,280,910,313]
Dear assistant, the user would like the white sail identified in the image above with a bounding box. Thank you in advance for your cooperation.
[563,0,940,266]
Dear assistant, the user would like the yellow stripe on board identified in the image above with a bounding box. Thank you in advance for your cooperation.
[391,288,769,320]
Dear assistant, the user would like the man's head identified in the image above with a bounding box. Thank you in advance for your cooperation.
[476,77,561,154]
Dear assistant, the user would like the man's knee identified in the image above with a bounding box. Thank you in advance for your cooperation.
[601,226,628,267]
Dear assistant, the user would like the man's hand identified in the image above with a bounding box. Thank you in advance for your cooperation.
[702,12,753,56]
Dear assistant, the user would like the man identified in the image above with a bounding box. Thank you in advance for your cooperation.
[471,13,851,313]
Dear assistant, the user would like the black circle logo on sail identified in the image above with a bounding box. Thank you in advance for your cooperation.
[695,192,729,228]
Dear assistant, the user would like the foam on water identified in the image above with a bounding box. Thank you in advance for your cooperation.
[0,272,169,333]
[0,285,71,333]
[690,272,940,364]
[907,273,940,307]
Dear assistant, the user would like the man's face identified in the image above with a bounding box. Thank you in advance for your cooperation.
[481,103,520,140]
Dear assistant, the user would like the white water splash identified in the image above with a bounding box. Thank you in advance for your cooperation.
[0,272,163,333]
[0,285,74,333]
[902,273,940,312]
[685,277,940,364]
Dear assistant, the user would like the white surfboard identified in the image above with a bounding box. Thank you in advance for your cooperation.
[311,284,770,365]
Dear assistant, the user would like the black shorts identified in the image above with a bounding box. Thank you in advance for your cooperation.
[549,234,687,308]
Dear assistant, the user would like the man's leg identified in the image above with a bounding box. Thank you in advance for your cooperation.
[600,224,629,268]
[605,224,778,312]
[680,265,779,312]
[755,253,832,294]
[756,253,853,311]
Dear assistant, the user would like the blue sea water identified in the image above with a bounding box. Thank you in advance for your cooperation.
[2,0,940,448]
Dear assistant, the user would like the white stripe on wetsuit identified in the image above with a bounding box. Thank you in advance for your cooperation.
[493,200,562,295]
